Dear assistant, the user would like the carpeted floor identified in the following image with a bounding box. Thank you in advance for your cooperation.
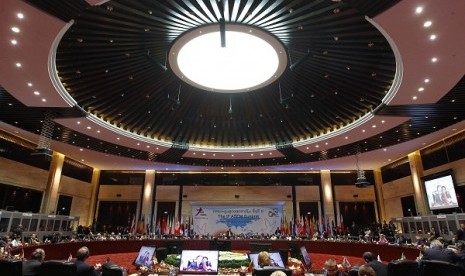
[88,252,367,275]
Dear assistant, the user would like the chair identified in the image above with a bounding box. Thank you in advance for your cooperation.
[38,260,77,276]
[156,247,167,262]
[387,260,420,276]
[420,260,465,276]
[0,259,22,276]
[167,242,183,254]
[102,262,125,276]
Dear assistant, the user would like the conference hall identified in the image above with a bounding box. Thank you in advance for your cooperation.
[1,0,465,275]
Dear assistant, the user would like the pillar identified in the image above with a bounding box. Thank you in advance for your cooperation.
[321,170,335,221]
[141,170,156,227]
[373,168,387,222]
[408,151,428,215]
[87,168,100,226]
[40,152,65,214]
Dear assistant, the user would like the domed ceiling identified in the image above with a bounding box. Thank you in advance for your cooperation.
[55,0,397,149]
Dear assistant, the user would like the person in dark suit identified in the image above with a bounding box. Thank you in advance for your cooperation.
[23,248,45,276]
[75,246,101,276]
[362,252,387,276]
[422,239,462,264]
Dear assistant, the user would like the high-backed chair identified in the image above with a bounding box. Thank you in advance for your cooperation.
[0,259,22,276]
[420,260,465,276]
[387,260,420,276]
[38,260,77,276]
[156,247,167,262]
[101,262,125,276]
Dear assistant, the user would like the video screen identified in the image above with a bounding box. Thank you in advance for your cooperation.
[248,252,285,268]
[424,173,459,210]
[134,246,156,269]
[179,250,219,275]
[300,246,311,269]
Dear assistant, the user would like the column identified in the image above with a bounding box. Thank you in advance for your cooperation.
[40,152,65,214]
[408,151,428,215]
[87,168,100,226]
[321,170,335,221]
[141,170,156,226]
[373,168,387,222]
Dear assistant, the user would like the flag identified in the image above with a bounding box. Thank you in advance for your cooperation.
[129,214,136,235]
[339,213,344,233]
[400,252,405,260]
[67,253,72,262]
[377,254,381,262]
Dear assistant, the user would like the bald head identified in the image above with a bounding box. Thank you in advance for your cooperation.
[76,246,90,261]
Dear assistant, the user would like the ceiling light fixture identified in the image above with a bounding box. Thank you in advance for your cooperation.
[11,27,20,33]
[423,21,432,28]
[170,24,287,93]
[355,147,370,188]
[415,6,423,14]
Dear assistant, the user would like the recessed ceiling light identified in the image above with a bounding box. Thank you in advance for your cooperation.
[137,143,140,146]
[372,125,376,128]
[430,34,437,40]
[97,130,100,133]
[10,39,17,45]
[413,96,418,100]
[381,120,385,123]
[423,21,432,28]
[117,137,120,140]
[79,148,83,151]
[15,62,21,67]
[33,91,40,95]
[424,78,430,83]
[41,98,46,102]
[344,136,348,139]
[27,82,33,87]
[418,87,424,92]
[11,27,20,33]
[17,13,24,19]
[383,148,387,152]
[431,57,438,62]
[362,129,366,133]
[86,126,91,130]
[415,6,423,14]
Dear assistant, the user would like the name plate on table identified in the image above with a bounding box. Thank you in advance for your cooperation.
[48,215,56,218]
[22,213,33,217]
[437,215,447,219]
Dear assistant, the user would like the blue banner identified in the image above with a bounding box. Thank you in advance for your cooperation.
[192,205,282,236]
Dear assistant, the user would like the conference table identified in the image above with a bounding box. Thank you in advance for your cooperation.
[13,238,420,262]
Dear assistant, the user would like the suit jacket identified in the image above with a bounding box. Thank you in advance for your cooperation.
[75,260,99,276]
[367,261,388,276]
[422,247,462,264]
[22,259,42,276]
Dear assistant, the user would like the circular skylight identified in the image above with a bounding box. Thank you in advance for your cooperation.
[169,24,287,93]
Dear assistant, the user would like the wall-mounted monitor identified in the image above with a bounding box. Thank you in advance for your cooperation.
[179,250,219,275]
[423,170,459,211]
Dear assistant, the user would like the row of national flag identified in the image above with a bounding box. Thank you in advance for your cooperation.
[129,214,195,236]
[279,213,345,237]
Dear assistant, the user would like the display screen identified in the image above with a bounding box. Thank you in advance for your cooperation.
[179,250,219,275]
[424,173,459,210]
[300,246,311,269]
[133,246,156,269]
[247,252,285,268]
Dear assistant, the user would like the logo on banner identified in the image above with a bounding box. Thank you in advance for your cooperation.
[195,207,206,217]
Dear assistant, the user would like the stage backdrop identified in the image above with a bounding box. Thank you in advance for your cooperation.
[192,205,283,236]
